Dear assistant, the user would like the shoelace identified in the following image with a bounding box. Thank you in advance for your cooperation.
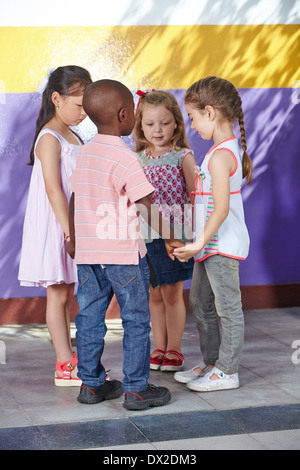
[148,384,158,391]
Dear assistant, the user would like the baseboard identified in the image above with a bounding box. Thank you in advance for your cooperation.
[0,283,299,325]
[240,283,300,310]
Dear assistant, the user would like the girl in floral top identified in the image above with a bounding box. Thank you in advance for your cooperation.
[134,90,196,372]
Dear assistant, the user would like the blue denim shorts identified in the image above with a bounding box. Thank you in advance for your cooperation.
[146,238,194,285]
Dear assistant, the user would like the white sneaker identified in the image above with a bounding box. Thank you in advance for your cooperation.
[186,367,239,392]
[174,365,212,384]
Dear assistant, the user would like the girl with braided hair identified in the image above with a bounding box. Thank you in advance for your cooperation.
[174,76,252,392]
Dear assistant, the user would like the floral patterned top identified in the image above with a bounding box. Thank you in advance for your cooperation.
[138,147,193,241]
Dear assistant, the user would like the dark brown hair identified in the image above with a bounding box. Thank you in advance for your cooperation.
[28,65,92,165]
[134,90,190,155]
[185,76,252,184]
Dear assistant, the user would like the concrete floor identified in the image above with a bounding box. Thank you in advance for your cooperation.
[0,307,299,451]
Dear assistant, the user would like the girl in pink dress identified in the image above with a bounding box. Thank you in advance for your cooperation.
[18,66,92,386]
[134,90,196,372]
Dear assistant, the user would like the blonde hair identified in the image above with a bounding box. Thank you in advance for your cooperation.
[134,90,190,155]
[185,76,252,185]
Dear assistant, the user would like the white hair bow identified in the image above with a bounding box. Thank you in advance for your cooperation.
[36,67,56,94]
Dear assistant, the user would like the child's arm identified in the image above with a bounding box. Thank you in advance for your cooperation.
[182,151,197,242]
[182,151,196,196]
[174,149,234,262]
[136,194,184,260]
[66,192,75,259]
[36,134,70,237]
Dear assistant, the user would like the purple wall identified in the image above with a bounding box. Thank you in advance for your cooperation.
[0,88,299,299]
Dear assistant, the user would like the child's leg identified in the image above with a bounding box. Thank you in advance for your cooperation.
[160,281,185,356]
[65,283,76,348]
[75,265,113,387]
[46,283,75,363]
[205,255,244,375]
[189,261,220,368]
[107,257,151,393]
[149,286,167,355]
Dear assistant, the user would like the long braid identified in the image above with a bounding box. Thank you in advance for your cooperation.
[238,108,252,185]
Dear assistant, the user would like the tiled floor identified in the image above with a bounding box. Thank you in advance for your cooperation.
[0,307,299,451]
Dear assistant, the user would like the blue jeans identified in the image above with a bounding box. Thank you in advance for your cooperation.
[189,255,244,375]
[75,256,151,392]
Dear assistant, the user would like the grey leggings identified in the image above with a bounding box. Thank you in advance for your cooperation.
[189,255,244,375]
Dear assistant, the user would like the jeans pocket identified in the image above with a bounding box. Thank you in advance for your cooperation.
[77,265,90,289]
[106,265,136,288]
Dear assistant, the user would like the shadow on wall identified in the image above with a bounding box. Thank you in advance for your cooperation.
[79,0,300,89]
[0,0,299,300]
[238,88,300,287]
[0,93,45,299]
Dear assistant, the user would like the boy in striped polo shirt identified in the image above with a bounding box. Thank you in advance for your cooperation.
[68,80,181,409]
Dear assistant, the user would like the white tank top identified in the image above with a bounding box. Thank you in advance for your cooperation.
[192,137,250,262]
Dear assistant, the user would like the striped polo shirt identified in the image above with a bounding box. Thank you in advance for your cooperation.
[69,134,155,265]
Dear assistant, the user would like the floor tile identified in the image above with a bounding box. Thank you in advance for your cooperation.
[0,426,45,450]
[37,418,148,450]
[223,404,300,434]
[130,410,244,442]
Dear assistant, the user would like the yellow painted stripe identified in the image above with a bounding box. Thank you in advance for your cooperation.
[1,24,299,92]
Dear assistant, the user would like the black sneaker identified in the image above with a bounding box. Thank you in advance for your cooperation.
[123,384,171,410]
[77,380,123,404]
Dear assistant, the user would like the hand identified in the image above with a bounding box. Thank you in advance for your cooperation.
[173,242,201,262]
[164,239,185,261]
[66,240,75,259]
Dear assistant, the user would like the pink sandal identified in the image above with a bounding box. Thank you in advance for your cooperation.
[55,352,82,387]
[160,350,184,372]
[150,349,165,370]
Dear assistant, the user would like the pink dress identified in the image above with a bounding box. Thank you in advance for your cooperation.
[18,129,80,287]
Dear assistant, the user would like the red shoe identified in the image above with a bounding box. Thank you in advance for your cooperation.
[150,349,165,370]
[55,352,82,387]
[160,350,184,372]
